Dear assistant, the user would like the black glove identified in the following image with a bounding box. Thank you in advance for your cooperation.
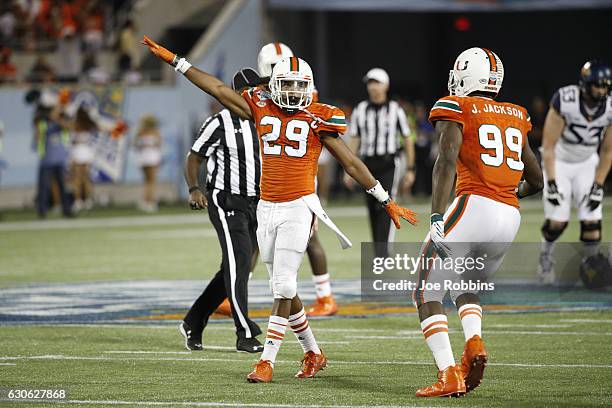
[585,182,603,212]
[545,180,563,206]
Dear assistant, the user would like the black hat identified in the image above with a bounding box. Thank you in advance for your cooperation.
[232,67,264,91]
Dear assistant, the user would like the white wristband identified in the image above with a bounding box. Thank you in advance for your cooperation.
[174,58,192,74]
[366,181,390,204]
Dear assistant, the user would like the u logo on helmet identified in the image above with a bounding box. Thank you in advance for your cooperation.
[456,60,469,71]
[269,56,315,110]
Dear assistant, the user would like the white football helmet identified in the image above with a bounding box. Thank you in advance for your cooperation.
[257,42,294,77]
[448,47,504,96]
[269,56,314,110]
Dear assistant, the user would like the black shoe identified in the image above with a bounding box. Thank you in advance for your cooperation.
[179,322,203,351]
[236,337,264,353]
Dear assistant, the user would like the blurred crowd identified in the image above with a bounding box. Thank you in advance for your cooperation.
[0,0,140,85]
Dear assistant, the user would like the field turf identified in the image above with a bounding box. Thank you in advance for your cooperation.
[1,198,611,407]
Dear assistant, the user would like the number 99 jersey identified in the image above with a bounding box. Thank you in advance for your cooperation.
[242,86,347,202]
[429,95,532,208]
[552,85,612,164]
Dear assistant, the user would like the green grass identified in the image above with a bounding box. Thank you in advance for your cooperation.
[1,199,611,287]
[1,198,612,406]
[1,311,611,407]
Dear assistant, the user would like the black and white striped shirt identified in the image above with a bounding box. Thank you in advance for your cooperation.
[348,100,412,157]
[191,109,261,197]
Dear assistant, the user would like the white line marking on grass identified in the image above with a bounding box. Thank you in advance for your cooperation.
[487,324,571,328]
[352,336,423,340]
[10,399,443,408]
[486,330,612,336]
[0,363,16,366]
[106,228,218,240]
[560,319,612,324]
[0,206,373,233]
[104,350,198,354]
[2,355,611,369]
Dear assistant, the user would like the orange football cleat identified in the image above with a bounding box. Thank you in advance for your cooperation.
[215,298,232,316]
[246,360,273,383]
[415,365,466,398]
[306,295,338,317]
[461,334,488,393]
[295,350,327,378]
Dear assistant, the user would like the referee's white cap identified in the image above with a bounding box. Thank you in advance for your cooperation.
[363,68,389,85]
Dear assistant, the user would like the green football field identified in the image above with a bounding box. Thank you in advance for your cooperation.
[1,197,611,407]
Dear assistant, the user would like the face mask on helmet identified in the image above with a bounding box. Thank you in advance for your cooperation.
[579,61,612,103]
[270,77,312,110]
[269,57,314,110]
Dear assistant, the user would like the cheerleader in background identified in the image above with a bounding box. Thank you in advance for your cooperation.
[51,101,97,212]
[69,107,97,211]
[134,115,162,212]
[52,90,128,213]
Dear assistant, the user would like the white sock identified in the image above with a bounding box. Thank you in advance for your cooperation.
[458,304,482,341]
[260,315,288,364]
[289,307,321,354]
[421,314,455,371]
[541,239,555,257]
[313,273,332,298]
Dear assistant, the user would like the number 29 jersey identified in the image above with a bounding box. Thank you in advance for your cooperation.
[429,95,532,208]
[242,86,347,202]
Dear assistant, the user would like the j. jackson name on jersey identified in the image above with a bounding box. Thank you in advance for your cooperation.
[471,102,525,119]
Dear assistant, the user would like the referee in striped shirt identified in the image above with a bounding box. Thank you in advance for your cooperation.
[344,68,416,257]
[180,69,263,353]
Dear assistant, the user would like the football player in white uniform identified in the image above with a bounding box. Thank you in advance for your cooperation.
[539,60,612,284]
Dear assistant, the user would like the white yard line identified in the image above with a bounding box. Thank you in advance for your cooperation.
[2,399,443,408]
[560,319,612,324]
[0,206,373,232]
[1,354,610,369]
[352,336,423,340]
[487,324,571,328]
[358,330,612,339]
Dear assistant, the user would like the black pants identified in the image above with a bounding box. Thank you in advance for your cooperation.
[184,190,261,340]
[363,155,399,258]
[36,164,72,217]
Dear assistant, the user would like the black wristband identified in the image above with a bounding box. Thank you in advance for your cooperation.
[407,167,416,172]
[188,186,201,194]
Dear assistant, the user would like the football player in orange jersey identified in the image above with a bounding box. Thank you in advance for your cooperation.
[142,36,417,383]
[258,42,338,317]
[213,42,337,317]
[411,48,543,397]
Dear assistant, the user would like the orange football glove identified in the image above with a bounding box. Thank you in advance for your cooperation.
[384,199,418,228]
[58,88,71,105]
[111,120,128,139]
[142,35,177,65]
